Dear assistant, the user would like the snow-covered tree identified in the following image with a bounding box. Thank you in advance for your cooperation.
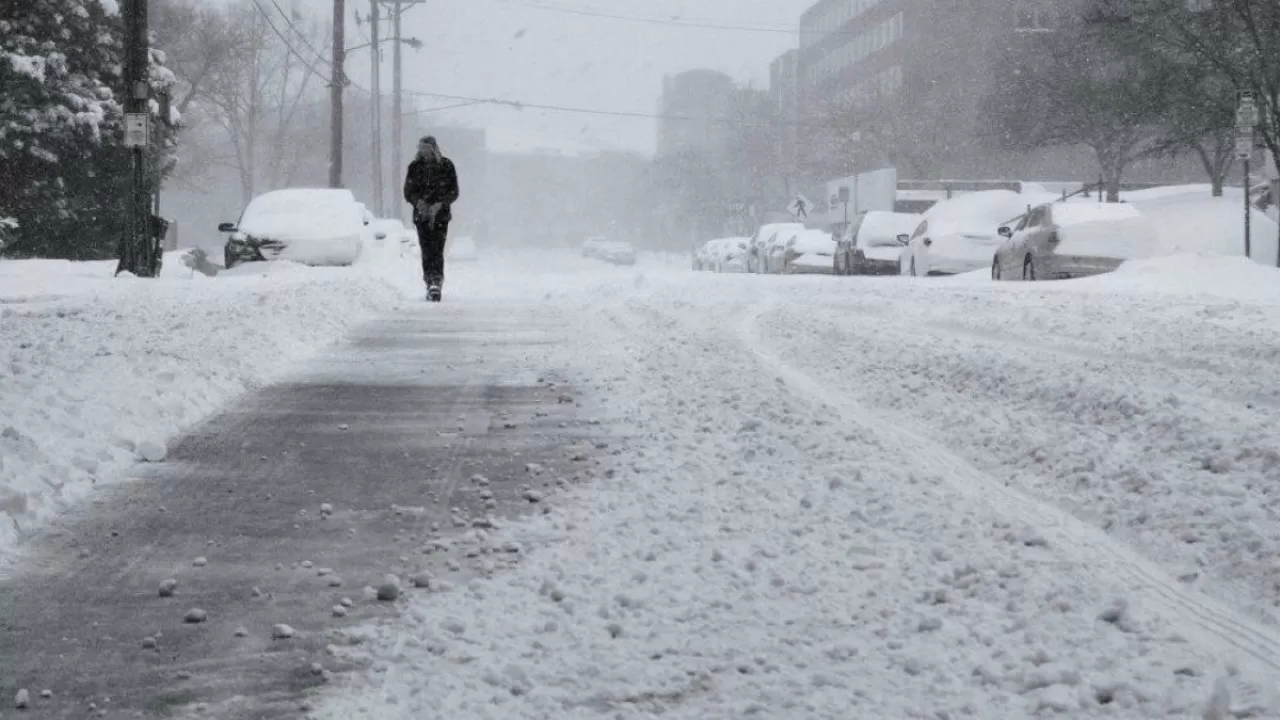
[0,0,176,259]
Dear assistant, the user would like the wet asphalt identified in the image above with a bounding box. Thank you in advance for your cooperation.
[0,303,605,719]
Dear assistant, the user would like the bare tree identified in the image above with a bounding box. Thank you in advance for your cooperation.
[983,15,1175,201]
[1153,67,1237,196]
[1120,0,1279,260]
[1125,0,1279,174]
[157,0,329,201]
[804,93,935,182]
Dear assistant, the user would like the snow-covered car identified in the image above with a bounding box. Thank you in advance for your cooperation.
[693,239,719,271]
[899,190,1054,277]
[713,237,749,273]
[220,188,371,269]
[835,211,922,275]
[992,202,1158,281]
[582,236,608,258]
[694,238,749,272]
[746,222,804,273]
[446,235,478,262]
[780,229,837,274]
[762,226,805,274]
[595,240,637,266]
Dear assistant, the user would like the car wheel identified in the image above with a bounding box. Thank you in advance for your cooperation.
[1023,256,1035,281]
[834,253,843,276]
[910,257,918,277]
[224,246,236,270]
[992,257,1001,281]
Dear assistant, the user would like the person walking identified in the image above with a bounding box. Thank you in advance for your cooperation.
[403,136,460,302]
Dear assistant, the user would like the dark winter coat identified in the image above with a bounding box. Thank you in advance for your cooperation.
[403,156,460,226]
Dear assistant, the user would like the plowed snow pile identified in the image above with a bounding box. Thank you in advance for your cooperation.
[0,246,417,563]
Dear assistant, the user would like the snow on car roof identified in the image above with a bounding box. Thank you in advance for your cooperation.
[789,229,835,253]
[753,222,804,241]
[858,211,922,246]
[241,188,364,238]
[247,188,358,213]
[1048,201,1145,226]
[924,190,1060,236]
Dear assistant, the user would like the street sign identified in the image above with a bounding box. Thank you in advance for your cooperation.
[1236,130,1254,159]
[1236,91,1259,129]
[124,113,150,148]
[787,194,812,219]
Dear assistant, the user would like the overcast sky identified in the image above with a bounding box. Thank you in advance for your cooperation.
[295,0,812,156]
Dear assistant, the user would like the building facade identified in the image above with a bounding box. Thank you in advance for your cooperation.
[777,0,1201,183]
[769,49,802,195]
[656,69,738,159]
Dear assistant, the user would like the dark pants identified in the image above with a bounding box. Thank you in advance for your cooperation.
[416,220,448,287]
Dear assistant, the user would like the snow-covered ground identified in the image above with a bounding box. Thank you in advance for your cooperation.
[8,221,1280,716]
[0,245,684,565]
[306,253,1280,719]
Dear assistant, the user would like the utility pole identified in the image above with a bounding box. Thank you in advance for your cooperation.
[117,0,158,277]
[392,0,403,220]
[390,0,426,222]
[1236,91,1258,259]
[329,0,346,188]
[370,0,384,214]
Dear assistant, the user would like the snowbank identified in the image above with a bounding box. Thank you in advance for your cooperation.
[0,248,419,565]
[1129,189,1279,265]
[1081,253,1280,302]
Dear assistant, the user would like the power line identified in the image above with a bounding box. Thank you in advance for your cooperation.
[247,0,332,86]
[481,0,892,42]
[267,0,333,70]
[399,88,843,129]
[402,100,488,116]
[483,0,805,35]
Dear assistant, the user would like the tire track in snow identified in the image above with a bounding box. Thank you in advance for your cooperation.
[736,298,1280,675]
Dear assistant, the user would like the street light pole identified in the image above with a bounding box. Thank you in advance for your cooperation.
[390,0,426,222]
[329,0,346,188]
[1236,90,1258,260]
[1244,155,1252,259]
[370,0,383,214]
[392,0,403,220]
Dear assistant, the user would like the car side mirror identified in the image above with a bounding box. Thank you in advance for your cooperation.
[375,232,388,240]
[896,234,909,245]
[218,222,237,233]
[998,226,1013,238]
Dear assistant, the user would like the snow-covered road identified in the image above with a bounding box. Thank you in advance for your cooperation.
[6,247,1280,716]
[311,255,1280,719]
